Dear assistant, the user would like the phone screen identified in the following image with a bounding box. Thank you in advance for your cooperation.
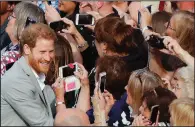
[62,64,76,78]
[150,105,159,123]
[78,14,94,25]
[49,21,69,32]
[99,74,106,93]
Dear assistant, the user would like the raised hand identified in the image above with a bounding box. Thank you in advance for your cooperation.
[44,1,61,24]
[74,62,89,87]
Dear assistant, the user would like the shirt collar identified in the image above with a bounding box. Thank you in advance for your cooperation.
[31,68,46,90]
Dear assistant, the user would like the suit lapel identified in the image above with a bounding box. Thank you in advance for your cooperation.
[18,57,47,107]
[43,86,53,116]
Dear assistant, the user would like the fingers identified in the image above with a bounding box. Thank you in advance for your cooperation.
[61,29,70,34]
[61,17,73,25]
[94,83,99,98]
[84,25,95,31]
[43,1,49,8]
[74,71,82,79]
[76,62,88,75]
[52,77,63,88]
[80,2,89,8]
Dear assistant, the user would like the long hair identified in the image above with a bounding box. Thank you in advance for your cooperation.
[45,34,74,85]
[13,2,45,41]
[127,69,162,114]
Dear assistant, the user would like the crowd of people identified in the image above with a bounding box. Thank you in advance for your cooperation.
[1,1,194,126]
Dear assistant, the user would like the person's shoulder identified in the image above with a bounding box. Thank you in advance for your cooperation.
[1,59,32,90]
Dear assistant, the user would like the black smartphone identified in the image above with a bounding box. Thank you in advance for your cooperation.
[59,63,78,78]
[138,5,152,26]
[49,20,69,32]
[98,72,106,93]
[150,105,159,124]
[147,35,165,49]
[25,17,37,28]
[75,14,95,25]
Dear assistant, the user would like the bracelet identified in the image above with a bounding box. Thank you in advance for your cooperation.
[55,101,65,106]
[77,41,88,49]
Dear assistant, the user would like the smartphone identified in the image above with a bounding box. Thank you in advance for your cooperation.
[59,63,78,78]
[150,105,159,124]
[59,63,80,92]
[98,72,106,93]
[138,5,152,26]
[75,14,95,25]
[49,20,69,32]
[147,35,165,49]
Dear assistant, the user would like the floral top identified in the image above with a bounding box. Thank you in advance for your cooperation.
[1,44,20,77]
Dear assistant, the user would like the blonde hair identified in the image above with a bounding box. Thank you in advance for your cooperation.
[176,66,194,99]
[172,11,194,56]
[169,98,194,126]
[13,2,45,40]
[127,69,162,114]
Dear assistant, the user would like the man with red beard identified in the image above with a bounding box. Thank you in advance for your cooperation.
[1,23,66,126]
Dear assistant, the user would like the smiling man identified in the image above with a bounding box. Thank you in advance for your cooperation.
[1,23,65,126]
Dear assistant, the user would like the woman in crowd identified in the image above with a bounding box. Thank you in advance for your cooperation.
[132,86,177,126]
[151,11,172,35]
[162,36,194,99]
[169,98,194,126]
[1,1,45,76]
[91,68,166,126]
[125,68,163,116]
[45,33,77,108]
[148,11,174,81]
[94,16,148,71]
[165,10,194,56]
[78,56,132,126]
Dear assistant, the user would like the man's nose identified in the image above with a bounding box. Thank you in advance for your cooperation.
[44,52,52,61]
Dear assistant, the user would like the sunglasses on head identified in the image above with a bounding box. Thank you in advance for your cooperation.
[135,67,149,85]
[25,17,37,28]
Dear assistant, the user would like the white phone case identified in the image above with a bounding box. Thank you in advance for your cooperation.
[59,63,80,92]
[64,75,81,92]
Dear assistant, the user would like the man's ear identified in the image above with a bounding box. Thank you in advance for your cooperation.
[95,1,104,9]
[23,44,31,55]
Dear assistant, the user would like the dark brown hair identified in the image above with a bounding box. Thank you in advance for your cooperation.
[96,56,131,100]
[20,23,57,55]
[95,16,144,55]
[45,34,74,85]
[142,86,177,123]
[152,11,172,35]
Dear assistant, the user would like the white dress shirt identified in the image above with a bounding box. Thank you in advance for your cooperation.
[31,69,46,91]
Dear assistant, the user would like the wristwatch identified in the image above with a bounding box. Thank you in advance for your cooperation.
[142,26,153,33]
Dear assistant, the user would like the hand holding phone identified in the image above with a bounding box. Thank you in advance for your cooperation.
[75,14,95,25]
[59,63,81,92]
[49,20,69,32]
